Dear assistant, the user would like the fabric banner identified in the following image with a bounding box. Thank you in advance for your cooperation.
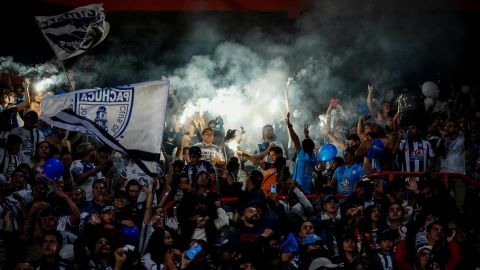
[35,3,110,60]
[40,80,170,176]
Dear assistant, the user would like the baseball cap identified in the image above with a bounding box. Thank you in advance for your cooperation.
[324,194,338,204]
[189,146,202,157]
[309,257,340,270]
[113,190,128,199]
[303,234,322,246]
[417,245,432,256]
[101,205,116,213]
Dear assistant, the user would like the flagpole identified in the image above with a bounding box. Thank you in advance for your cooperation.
[33,17,75,92]
[57,59,75,92]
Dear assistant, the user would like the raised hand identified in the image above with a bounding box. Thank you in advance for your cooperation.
[285,112,291,126]
[89,213,101,225]
[368,84,373,93]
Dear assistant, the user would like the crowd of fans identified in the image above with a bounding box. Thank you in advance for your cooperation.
[0,73,479,270]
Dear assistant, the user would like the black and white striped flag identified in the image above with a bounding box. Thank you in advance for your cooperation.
[35,3,110,61]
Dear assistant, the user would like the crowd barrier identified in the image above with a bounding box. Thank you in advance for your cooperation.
[162,172,479,209]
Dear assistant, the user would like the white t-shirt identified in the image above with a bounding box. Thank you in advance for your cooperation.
[142,252,165,270]
[440,133,466,174]
[11,127,45,164]
[194,142,225,163]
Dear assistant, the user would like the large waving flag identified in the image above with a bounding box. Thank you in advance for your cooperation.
[35,4,110,61]
[40,80,170,176]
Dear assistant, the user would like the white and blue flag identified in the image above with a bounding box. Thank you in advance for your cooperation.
[35,3,110,61]
[40,80,170,176]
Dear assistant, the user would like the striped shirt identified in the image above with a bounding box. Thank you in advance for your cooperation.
[11,127,45,164]
[399,139,434,172]
[0,148,21,181]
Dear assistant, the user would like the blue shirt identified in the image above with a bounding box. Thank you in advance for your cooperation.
[292,149,317,194]
[333,164,364,196]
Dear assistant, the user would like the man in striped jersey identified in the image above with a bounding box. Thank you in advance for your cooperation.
[0,134,22,182]
[194,128,225,164]
[396,124,435,174]
[11,111,45,164]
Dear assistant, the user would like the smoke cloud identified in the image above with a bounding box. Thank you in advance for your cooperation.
[1,0,467,150]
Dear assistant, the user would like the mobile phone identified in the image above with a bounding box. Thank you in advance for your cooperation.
[186,243,202,260]
[330,99,337,106]
[270,184,277,193]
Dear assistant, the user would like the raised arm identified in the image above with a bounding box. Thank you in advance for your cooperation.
[357,116,367,142]
[56,190,80,225]
[366,84,378,117]
[285,112,301,152]
[143,178,158,225]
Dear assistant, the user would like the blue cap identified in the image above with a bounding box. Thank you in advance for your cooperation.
[303,234,322,246]
[101,205,116,213]
[324,194,338,204]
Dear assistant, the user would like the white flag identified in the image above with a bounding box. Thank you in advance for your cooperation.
[35,4,110,61]
[40,80,170,176]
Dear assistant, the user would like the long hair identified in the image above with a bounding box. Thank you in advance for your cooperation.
[33,140,53,163]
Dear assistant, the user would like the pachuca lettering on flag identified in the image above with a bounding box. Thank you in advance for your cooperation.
[35,3,110,60]
[40,80,170,176]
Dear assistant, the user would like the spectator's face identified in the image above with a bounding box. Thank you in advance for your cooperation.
[8,142,21,155]
[380,239,393,251]
[128,185,141,201]
[418,250,431,268]
[93,183,106,199]
[11,171,25,189]
[269,150,280,162]
[71,188,84,204]
[387,204,403,222]
[300,222,314,237]
[95,237,111,256]
[342,239,356,253]
[395,189,405,201]
[101,210,116,224]
[382,102,391,114]
[242,207,259,224]
[324,199,339,214]
[114,197,127,209]
[196,173,209,187]
[42,235,60,257]
[427,224,444,242]
[38,142,50,159]
[344,152,354,165]
[40,215,58,230]
[190,155,200,165]
[32,184,46,200]
[24,116,38,129]
[203,130,214,144]
[34,92,43,103]
[445,122,458,136]
[152,208,165,229]
[263,127,274,140]
[370,207,381,222]
[407,125,418,137]
[164,231,173,246]
[239,262,256,270]
[97,151,110,164]
[14,262,33,270]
